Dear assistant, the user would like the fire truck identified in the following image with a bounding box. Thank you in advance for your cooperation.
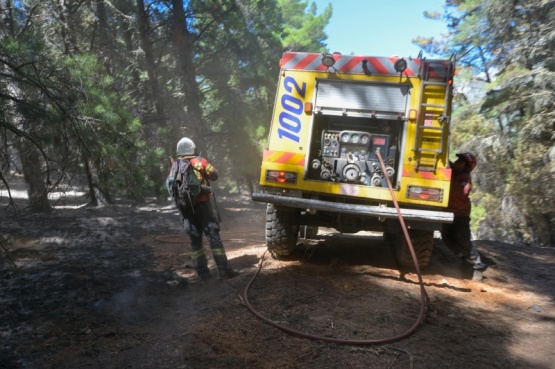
[252,52,456,268]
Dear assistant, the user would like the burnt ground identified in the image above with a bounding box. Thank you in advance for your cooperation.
[1,185,554,369]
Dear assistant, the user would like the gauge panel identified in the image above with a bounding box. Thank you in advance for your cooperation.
[314,130,393,185]
[321,130,373,159]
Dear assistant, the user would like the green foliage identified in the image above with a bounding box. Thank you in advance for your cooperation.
[451,107,492,146]
[176,0,332,192]
[278,0,332,52]
[63,54,156,198]
[440,0,555,246]
[1,0,332,206]
[470,201,486,235]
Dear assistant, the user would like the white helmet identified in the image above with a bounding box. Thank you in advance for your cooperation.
[176,137,196,156]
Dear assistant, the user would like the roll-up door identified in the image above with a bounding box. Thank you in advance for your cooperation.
[315,80,410,119]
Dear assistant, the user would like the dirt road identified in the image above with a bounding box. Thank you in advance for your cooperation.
[1,195,554,368]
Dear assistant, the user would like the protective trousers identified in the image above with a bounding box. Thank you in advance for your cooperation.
[442,216,485,270]
[182,200,232,277]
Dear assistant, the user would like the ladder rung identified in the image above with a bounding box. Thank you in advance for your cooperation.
[420,103,445,108]
[417,126,443,131]
[423,81,448,86]
[416,165,436,172]
[416,148,442,154]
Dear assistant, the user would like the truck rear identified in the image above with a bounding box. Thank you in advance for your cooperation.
[252,52,456,268]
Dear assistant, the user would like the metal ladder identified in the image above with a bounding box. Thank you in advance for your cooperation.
[413,56,455,172]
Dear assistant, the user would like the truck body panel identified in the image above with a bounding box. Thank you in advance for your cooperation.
[253,52,457,266]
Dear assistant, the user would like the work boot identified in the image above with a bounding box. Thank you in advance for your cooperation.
[197,268,213,281]
[472,270,484,282]
[218,266,240,280]
[193,254,211,281]
[213,253,239,279]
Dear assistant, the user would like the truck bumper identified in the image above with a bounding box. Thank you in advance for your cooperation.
[251,192,454,224]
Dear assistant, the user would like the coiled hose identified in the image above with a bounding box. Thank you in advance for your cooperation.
[241,149,429,345]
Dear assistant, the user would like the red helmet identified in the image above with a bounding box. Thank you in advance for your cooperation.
[456,152,477,172]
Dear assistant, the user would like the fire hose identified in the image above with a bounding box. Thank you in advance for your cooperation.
[241,149,430,345]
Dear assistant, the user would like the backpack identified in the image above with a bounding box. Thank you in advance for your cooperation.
[172,158,202,210]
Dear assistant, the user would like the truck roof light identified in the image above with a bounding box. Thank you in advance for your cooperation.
[321,54,335,68]
[394,58,407,73]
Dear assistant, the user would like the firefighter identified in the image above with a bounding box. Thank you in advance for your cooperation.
[173,137,239,280]
[442,152,486,281]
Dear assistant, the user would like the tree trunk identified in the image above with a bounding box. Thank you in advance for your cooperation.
[15,138,51,212]
[136,0,169,198]
[169,0,204,145]
[2,0,50,212]
[136,0,166,123]
[84,159,111,207]
[57,0,80,55]
[0,0,15,38]
[95,0,113,51]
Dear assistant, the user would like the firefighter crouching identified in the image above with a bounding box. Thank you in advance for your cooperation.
[172,137,239,280]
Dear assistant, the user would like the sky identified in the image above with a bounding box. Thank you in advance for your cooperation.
[311,0,448,58]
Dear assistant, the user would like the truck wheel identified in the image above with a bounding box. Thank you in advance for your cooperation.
[299,226,319,239]
[265,203,299,257]
[395,230,434,269]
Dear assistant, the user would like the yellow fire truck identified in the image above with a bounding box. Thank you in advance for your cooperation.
[252,52,456,268]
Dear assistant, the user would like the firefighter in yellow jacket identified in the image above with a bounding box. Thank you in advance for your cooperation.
[171,137,239,280]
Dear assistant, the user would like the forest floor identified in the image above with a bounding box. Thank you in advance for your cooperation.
[1,181,554,369]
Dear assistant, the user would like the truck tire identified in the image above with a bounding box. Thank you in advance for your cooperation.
[394,230,434,269]
[265,203,299,257]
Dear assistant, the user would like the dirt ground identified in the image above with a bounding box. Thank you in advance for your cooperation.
[1,187,554,369]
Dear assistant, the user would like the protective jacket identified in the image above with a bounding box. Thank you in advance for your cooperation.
[447,171,472,216]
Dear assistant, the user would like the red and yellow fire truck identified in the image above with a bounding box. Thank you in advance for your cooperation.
[252,52,456,268]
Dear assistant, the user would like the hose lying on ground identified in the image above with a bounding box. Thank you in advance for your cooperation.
[241,149,429,345]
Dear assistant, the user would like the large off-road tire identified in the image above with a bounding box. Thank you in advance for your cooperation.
[394,230,434,269]
[265,203,299,257]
